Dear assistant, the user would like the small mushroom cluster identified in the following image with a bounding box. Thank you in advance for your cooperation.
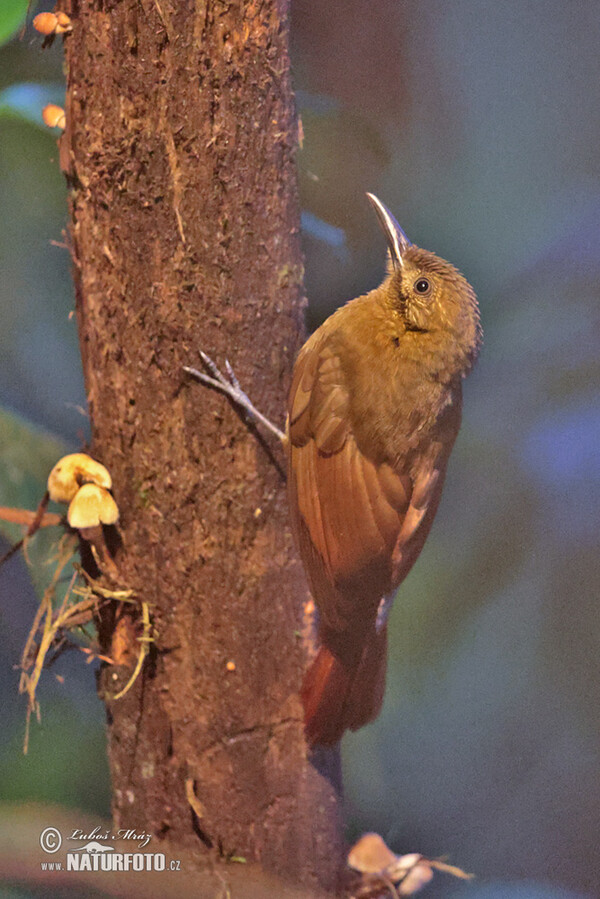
[47,454,119,560]
[33,11,73,128]
[347,833,472,897]
[32,11,72,36]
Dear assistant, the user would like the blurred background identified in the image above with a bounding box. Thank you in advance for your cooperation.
[0,1,599,896]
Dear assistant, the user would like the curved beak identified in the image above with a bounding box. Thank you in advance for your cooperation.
[366,193,411,271]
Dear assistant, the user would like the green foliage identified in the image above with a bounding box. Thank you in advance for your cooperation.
[0,699,111,814]
[0,0,29,47]
[0,406,67,530]
[0,406,70,596]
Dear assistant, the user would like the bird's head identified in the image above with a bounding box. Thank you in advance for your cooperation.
[367,193,482,376]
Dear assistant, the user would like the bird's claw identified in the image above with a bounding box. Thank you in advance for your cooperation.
[187,352,251,409]
[197,350,231,386]
[224,359,242,392]
[183,352,286,445]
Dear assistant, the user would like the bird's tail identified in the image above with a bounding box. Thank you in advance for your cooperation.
[301,625,388,747]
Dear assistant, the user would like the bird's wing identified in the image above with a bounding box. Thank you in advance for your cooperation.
[287,336,446,633]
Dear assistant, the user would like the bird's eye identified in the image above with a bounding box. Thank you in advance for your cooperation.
[414,277,432,296]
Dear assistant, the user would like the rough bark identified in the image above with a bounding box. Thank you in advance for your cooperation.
[61,0,343,893]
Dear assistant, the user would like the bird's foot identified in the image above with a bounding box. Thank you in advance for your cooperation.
[184,352,286,445]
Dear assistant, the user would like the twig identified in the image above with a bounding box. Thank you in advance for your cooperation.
[0,494,58,570]
[109,601,152,700]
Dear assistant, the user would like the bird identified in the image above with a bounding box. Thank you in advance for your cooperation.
[184,194,481,747]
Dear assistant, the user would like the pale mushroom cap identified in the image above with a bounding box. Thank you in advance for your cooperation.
[33,12,59,35]
[68,484,119,529]
[55,12,73,31]
[347,833,399,874]
[47,453,112,503]
[397,861,433,895]
[42,104,66,130]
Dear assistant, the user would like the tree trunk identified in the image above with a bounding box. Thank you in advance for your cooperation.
[61,0,343,892]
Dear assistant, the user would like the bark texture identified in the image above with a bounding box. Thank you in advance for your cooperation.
[61,0,343,892]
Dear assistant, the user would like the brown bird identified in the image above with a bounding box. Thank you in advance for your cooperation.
[185,194,481,747]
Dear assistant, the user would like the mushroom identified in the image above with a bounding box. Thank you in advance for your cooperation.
[347,833,472,896]
[68,483,119,538]
[33,12,72,36]
[347,833,399,875]
[395,858,434,896]
[67,484,120,575]
[347,833,404,898]
[47,453,112,504]
[42,104,66,131]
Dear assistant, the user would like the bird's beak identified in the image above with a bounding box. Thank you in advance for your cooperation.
[366,193,411,271]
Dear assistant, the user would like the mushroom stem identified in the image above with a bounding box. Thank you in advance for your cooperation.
[79,526,119,577]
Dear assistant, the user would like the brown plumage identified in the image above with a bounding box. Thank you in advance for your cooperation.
[288,195,481,746]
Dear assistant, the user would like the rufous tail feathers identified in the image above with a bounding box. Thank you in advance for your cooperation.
[301,625,388,747]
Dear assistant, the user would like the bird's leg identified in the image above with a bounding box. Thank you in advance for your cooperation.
[183,351,286,445]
